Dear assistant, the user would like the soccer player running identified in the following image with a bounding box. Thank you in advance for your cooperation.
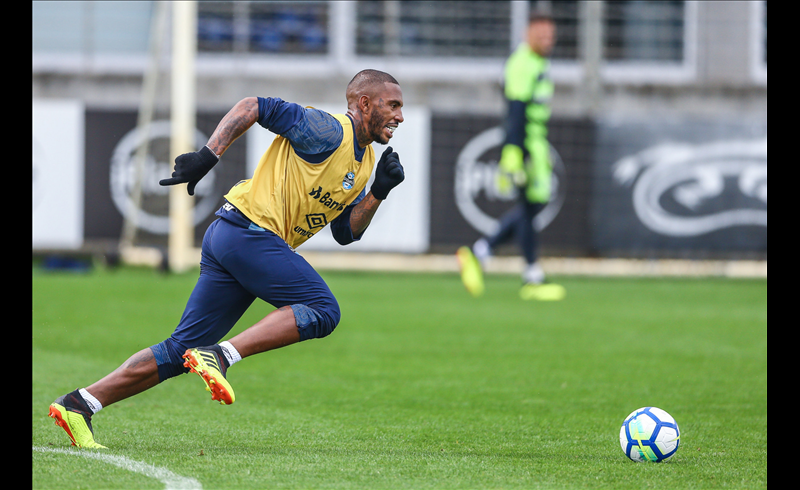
[49,69,406,448]
[457,13,565,301]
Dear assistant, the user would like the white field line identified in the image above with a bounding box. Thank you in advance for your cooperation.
[32,446,202,490]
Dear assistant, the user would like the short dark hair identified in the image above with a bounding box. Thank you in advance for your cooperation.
[346,69,400,107]
[347,69,399,90]
[529,11,554,25]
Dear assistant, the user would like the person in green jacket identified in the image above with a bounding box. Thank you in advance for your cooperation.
[457,12,565,301]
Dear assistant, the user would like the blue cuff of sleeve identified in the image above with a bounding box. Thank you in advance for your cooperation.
[330,189,366,245]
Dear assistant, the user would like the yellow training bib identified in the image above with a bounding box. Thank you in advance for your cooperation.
[224,113,375,249]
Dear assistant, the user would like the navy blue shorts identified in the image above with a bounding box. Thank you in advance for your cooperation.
[168,203,341,350]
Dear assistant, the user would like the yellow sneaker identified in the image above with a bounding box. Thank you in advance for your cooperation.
[456,246,485,297]
[183,346,235,405]
[49,392,107,449]
[519,283,566,301]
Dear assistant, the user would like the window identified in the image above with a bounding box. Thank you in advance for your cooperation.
[197,2,237,53]
[356,1,511,58]
[603,1,685,62]
[600,0,697,84]
[32,1,152,55]
[197,1,329,55]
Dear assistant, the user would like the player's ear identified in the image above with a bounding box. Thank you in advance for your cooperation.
[358,94,371,113]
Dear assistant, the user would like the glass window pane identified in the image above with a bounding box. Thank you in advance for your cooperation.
[355,1,386,56]
[92,2,153,53]
[604,1,685,62]
[197,2,236,53]
[33,1,86,53]
[356,1,511,57]
[249,1,328,54]
[198,1,328,55]
[33,1,151,55]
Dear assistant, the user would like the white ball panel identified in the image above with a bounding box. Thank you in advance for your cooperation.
[650,407,676,424]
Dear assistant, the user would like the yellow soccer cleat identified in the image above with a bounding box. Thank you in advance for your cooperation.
[456,246,485,297]
[519,283,566,301]
[49,393,107,449]
[183,346,236,405]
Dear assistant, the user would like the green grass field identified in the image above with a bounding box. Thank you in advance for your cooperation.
[32,264,767,489]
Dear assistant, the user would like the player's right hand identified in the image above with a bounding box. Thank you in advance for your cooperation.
[159,146,219,196]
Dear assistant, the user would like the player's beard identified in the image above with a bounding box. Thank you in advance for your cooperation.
[368,106,391,145]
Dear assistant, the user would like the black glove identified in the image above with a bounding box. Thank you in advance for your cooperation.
[370,146,404,200]
[159,146,219,196]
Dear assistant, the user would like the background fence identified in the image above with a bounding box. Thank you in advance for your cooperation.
[33,1,767,263]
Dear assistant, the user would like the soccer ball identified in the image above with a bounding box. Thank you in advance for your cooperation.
[619,407,680,462]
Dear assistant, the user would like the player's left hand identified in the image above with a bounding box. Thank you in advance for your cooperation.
[371,146,404,200]
[159,146,219,196]
[496,170,527,196]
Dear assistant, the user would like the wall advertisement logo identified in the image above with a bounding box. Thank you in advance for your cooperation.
[454,126,566,236]
[611,137,767,236]
[109,120,216,234]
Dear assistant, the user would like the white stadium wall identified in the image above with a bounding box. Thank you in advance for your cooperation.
[33,100,85,250]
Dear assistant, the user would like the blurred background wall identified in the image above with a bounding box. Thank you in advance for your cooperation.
[33,1,767,262]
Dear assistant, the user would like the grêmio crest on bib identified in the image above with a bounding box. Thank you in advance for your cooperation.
[342,171,355,190]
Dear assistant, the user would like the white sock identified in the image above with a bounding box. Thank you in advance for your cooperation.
[79,388,103,414]
[523,262,546,285]
[473,238,492,265]
[219,341,242,367]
